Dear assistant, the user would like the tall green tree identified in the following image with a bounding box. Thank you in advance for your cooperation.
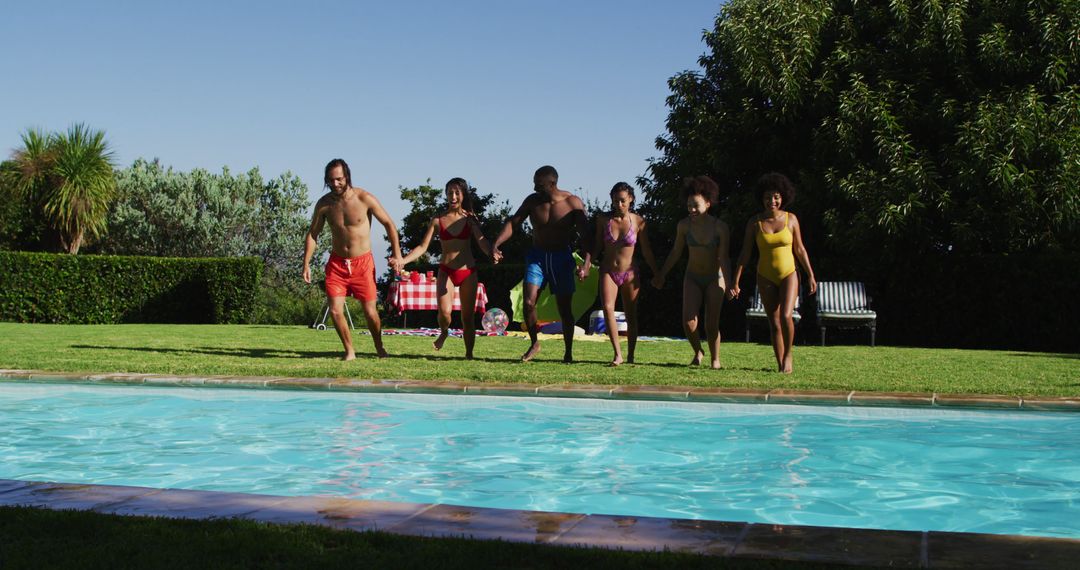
[1,124,117,253]
[100,158,317,274]
[644,0,1079,257]
[0,160,48,251]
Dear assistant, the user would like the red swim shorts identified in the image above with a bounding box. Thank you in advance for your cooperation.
[325,252,377,301]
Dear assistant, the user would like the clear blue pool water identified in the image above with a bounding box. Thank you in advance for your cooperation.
[1,382,1078,538]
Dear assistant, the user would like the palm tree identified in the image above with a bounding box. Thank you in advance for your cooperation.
[2,124,116,253]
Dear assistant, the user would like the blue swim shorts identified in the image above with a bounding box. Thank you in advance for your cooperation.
[524,247,576,296]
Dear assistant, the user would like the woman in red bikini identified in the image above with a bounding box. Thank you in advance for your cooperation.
[582,182,659,366]
[394,178,497,359]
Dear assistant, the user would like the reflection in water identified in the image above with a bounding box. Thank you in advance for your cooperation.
[1,384,1078,538]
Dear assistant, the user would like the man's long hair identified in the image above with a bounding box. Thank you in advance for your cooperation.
[324,158,353,189]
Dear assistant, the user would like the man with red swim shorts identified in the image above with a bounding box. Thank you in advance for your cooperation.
[303,158,403,360]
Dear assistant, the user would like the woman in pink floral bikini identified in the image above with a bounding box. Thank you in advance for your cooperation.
[581,182,659,366]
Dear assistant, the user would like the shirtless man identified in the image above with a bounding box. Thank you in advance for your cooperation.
[303,158,403,360]
[493,165,590,363]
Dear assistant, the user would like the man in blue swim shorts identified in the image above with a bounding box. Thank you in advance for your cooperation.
[493,165,591,363]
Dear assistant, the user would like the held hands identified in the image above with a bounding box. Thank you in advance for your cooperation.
[576,261,591,281]
[727,284,741,300]
[650,274,664,289]
[491,247,503,265]
[387,256,405,274]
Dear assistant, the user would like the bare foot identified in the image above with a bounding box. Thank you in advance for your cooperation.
[563,352,574,364]
[341,352,356,362]
[465,352,474,360]
[711,359,722,370]
[376,348,389,358]
[433,331,448,351]
[609,354,624,367]
[782,355,793,374]
[690,350,704,366]
[626,355,635,364]
[521,342,541,362]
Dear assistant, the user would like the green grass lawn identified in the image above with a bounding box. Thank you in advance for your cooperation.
[0,322,1076,396]
[0,506,886,570]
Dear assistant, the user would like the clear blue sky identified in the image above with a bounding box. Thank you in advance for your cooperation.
[1,1,719,267]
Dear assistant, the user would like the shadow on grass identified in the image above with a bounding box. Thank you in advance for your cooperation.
[66,344,771,373]
[70,345,341,360]
[1009,352,1080,360]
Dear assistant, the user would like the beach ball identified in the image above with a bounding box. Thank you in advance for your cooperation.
[481,308,509,334]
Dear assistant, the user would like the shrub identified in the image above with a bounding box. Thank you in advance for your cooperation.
[0,252,260,324]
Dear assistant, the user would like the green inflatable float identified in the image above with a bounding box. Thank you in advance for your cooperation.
[507,253,598,325]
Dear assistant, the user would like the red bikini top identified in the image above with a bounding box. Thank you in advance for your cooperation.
[438,216,471,241]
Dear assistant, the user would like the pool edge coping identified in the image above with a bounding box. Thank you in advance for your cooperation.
[4,373,1080,566]
[2,369,1079,411]
[2,478,1079,568]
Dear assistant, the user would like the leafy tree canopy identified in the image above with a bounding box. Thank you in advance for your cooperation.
[0,161,48,251]
[99,158,318,274]
[643,0,1079,257]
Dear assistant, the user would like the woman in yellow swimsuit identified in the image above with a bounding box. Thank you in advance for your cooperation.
[653,176,731,369]
[729,173,816,373]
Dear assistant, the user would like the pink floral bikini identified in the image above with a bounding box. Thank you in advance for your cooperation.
[602,217,638,287]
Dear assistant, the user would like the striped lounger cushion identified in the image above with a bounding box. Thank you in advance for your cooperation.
[817,282,876,320]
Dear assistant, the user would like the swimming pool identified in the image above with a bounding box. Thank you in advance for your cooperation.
[2,381,1078,538]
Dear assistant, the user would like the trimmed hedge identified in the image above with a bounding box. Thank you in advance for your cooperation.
[0,252,261,324]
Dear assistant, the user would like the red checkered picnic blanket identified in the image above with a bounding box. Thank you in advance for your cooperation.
[386,281,488,313]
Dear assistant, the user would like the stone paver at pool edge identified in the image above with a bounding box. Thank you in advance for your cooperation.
[4,373,1080,566]
[3,369,1079,411]
[2,478,1079,568]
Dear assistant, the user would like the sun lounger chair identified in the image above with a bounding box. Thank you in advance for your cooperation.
[745,288,801,342]
[816,281,877,346]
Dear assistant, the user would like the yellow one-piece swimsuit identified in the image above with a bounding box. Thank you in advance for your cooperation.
[755,212,796,285]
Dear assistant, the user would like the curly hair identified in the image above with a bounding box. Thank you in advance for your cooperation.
[755,172,796,207]
[680,175,720,207]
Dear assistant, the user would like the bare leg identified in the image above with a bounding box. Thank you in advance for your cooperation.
[622,277,640,364]
[758,278,783,371]
[682,275,705,366]
[521,282,542,361]
[556,293,575,363]
[459,273,478,360]
[361,299,387,358]
[778,272,799,373]
[328,296,355,361]
[433,270,453,351]
[600,273,623,366]
[705,280,725,369]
